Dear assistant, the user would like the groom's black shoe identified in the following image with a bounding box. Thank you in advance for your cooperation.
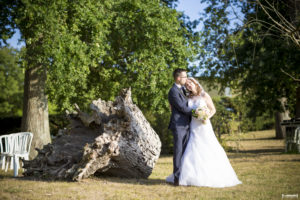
[174,177,179,186]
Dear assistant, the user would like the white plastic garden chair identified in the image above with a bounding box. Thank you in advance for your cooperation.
[0,132,33,176]
[0,134,14,171]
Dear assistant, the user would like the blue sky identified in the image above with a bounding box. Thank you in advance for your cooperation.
[6,29,23,49]
[176,0,207,30]
[177,0,205,19]
[7,0,208,49]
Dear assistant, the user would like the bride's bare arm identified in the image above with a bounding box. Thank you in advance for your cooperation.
[204,92,216,118]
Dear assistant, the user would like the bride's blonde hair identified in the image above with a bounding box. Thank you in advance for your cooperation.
[187,77,203,97]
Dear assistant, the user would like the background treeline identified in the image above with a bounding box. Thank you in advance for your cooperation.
[0,46,273,153]
[1,0,299,156]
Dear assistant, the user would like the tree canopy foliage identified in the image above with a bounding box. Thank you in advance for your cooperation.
[0,47,23,117]
[199,0,300,118]
[0,0,200,114]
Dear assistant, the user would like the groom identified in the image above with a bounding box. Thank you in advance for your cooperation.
[168,68,192,186]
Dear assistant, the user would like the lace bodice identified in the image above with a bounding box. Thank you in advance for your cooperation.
[188,96,207,110]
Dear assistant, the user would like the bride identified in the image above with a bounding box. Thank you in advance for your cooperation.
[166,77,242,187]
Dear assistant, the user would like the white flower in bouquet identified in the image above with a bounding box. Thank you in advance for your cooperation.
[192,105,210,123]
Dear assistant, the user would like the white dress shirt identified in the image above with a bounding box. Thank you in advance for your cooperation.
[175,83,182,89]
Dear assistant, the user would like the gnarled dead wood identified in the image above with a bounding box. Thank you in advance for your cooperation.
[23,88,161,181]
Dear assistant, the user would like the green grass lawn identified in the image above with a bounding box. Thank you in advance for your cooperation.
[0,130,300,200]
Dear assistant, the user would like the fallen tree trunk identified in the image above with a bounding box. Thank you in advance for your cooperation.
[23,88,162,181]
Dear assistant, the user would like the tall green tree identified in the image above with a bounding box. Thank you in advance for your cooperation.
[199,0,300,138]
[1,0,199,157]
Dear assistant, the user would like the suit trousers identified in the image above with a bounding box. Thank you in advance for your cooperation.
[172,126,190,180]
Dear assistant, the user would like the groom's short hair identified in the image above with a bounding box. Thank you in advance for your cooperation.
[173,68,187,79]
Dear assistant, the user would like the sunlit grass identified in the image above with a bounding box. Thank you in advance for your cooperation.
[0,130,299,200]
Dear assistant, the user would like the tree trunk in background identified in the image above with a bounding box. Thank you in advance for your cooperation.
[275,98,290,139]
[21,65,51,159]
[275,112,285,139]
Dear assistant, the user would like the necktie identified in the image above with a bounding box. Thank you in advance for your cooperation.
[181,87,186,96]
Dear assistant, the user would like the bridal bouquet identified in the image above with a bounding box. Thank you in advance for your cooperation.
[192,105,210,124]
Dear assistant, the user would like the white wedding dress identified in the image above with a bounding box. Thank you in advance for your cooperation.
[166,96,242,187]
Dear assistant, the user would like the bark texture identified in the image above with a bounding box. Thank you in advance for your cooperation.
[23,88,161,181]
[21,66,51,159]
[275,98,290,139]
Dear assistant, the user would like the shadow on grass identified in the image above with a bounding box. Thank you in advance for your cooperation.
[0,170,168,186]
[226,148,300,162]
[237,137,279,141]
[229,148,285,154]
[226,148,284,158]
[91,175,167,186]
[0,175,75,183]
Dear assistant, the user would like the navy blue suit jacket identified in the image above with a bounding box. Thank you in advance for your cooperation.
[168,84,192,130]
